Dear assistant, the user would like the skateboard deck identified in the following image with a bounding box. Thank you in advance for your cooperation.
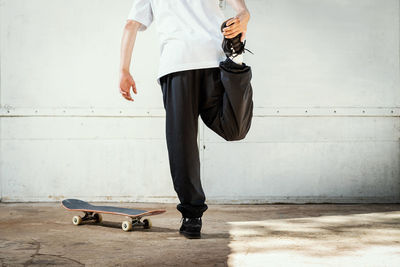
[61,199,166,231]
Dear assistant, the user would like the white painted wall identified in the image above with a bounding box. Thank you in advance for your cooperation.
[0,0,399,203]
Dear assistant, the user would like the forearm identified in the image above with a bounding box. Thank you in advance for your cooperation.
[120,20,140,73]
[226,0,249,15]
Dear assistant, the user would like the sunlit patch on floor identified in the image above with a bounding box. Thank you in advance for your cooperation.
[227,212,400,266]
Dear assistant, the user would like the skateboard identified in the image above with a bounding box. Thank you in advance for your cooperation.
[61,199,166,232]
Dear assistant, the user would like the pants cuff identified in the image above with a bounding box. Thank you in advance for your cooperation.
[220,57,251,74]
[177,203,208,218]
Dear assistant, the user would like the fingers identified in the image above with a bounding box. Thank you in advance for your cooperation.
[224,30,241,39]
[223,22,240,34]
[129,76,137,94]
[119,73,137,101]
[120,87,134,101]
[224,28,242,39]
[226,17,238,27]
[119,82,134,101]
[223,18,239,32]
[222,18,244,39]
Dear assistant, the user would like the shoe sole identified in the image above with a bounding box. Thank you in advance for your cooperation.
[179,231,201,239]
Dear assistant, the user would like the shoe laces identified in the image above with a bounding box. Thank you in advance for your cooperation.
[222,33,254,58]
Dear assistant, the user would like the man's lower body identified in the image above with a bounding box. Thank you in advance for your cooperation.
[159,58,254,237]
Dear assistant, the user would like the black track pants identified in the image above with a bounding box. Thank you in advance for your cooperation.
[160,59,253,218]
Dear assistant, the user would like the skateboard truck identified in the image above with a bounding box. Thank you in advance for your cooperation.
[72,211,103,226]
[121,216,152,232]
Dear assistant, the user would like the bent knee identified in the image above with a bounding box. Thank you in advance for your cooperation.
[223,131,248,141]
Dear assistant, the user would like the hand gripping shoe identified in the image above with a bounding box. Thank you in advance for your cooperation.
[221,18,253,59]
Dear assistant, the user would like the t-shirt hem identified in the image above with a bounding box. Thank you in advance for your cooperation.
[156,61,223,85]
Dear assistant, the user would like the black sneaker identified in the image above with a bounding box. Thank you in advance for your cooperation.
[179,217,202,239]
[220,18,253,59]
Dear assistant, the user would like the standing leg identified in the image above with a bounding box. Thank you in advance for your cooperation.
[200,59,254,141]
[160,70,208,218]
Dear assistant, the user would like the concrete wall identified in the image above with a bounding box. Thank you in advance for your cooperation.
[0,0,399,203]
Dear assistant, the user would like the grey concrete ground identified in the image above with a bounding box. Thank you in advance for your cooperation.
[1,202,400,266]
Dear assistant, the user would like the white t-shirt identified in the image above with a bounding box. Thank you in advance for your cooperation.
[127,0,227,84]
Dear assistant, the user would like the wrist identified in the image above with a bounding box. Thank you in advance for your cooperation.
[120,68,130,75]
[238,9,250,19]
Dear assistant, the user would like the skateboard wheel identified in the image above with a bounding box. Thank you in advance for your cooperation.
[93,213,103,223]
[72,216,82,226]
[122,221,132,232]
[143,218,152,229]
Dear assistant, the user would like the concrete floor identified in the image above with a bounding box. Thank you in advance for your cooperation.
[1,203,400,266]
